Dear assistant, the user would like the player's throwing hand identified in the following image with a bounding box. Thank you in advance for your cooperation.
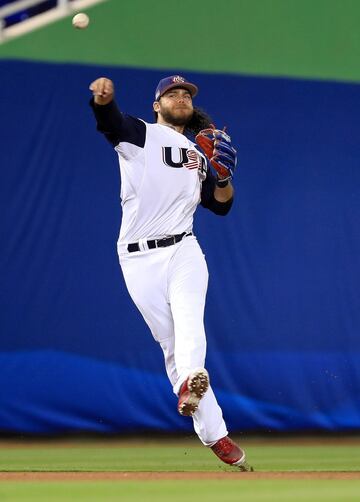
[89,77,114,105]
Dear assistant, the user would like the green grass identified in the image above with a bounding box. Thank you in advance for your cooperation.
[1,480,360,502]
[0,440,359,472]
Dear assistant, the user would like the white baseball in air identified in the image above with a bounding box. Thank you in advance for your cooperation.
[72,13,90,29]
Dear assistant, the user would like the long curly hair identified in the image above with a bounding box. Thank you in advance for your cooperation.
[184,107,213,135]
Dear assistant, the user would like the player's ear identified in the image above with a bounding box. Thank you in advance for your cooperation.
[153,101,160,113]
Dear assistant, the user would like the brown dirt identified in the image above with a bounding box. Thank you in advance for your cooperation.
[0,472,359,481]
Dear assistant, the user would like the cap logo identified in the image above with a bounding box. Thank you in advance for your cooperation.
[155,75,197,100]
[172,76,185,83]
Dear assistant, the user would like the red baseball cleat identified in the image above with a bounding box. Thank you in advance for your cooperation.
[177,368,209,416]
[211,436,254,471]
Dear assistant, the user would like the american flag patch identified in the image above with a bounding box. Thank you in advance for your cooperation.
[183,149,202,170]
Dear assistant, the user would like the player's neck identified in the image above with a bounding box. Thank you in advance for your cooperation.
[156,117,185,134]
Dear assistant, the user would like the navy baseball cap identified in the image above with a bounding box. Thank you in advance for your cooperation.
[155,75,198,101]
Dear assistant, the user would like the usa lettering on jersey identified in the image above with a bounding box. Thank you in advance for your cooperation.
[162,147,207,180]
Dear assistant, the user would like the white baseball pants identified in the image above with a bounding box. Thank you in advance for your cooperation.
[118,235,228,445]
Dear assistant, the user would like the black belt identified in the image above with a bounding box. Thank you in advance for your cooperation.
[127,232,192,253]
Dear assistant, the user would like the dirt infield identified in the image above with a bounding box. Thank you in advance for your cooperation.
[0,472,360,481]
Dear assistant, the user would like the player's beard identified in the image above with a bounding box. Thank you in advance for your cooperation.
[159,105,193,127]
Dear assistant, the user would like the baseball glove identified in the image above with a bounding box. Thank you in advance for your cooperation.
[195,127,237,179]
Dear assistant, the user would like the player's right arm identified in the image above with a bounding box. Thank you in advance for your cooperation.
[89,77,146,148]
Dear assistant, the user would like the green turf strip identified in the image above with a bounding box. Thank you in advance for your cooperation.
[0,0,360,82]
[0,444,359,472]
[1,480,360,502]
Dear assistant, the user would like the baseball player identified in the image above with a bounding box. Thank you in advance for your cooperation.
[89,75,252,471]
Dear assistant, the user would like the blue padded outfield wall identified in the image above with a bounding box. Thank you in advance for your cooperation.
[1,60,360,434]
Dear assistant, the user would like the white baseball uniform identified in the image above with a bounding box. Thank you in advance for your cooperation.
[91,100,233,445]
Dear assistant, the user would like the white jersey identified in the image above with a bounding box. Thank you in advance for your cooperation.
[115,122,207,245]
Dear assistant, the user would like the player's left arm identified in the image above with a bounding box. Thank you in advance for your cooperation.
[214,179,234,203]
[200,170,233,215]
